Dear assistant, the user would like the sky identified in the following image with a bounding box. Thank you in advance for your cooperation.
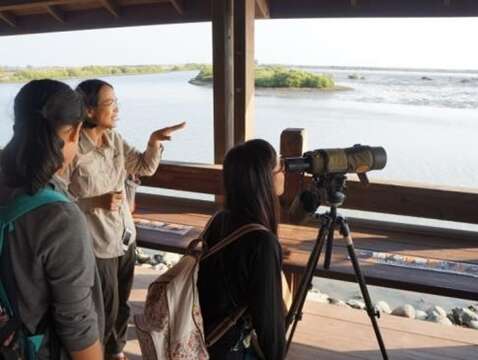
[0,17,477,70]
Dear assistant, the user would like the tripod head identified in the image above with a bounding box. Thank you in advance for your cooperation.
[288,173,350,224]
[314,173,347,208]
[289,168,378,224]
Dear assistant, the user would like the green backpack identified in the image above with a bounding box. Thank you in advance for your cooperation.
[0,188,69,360]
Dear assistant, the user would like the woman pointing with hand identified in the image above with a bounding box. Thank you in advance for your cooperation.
[65,79,185,360]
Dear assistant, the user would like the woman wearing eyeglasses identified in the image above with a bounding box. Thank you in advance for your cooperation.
[65,79,185,360]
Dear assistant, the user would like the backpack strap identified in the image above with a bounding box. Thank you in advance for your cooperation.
[0,188,69,227]
[205,307,247,347]
[185,212,223,256]
[201,223,269,262]
[0,188,69,314]
[0,188,69,355]
[0,188,69,260]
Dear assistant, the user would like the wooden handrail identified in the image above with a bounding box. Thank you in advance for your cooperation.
[141,161,223,194]
[141,160,478,225]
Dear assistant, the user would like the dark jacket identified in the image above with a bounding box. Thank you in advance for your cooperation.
[198,211,285,360]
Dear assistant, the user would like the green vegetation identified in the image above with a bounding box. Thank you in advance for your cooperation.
[255,67,335,88]
[191,65,336,89]
[193,65,213,82]
[0,64,206,83]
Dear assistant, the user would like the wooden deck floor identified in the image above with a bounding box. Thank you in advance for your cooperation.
[124,266,478,360]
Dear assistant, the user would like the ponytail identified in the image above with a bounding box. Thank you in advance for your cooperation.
[1,79,85,194]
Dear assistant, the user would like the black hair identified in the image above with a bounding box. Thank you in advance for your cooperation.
[0,79,85,194]
[223,139,280,235]
[75,79,113,128]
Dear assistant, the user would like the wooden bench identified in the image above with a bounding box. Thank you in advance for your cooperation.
[134,193,478,301]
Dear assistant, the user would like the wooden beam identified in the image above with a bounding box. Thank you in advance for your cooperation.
[234,0,255,144]
[255,0,270,18]
[0,2,210,37]
[212,0,234,164]
[1,1,477,37]
[46,5,65,24]
[0,0,78,12]
[0,0,477,24]
[270,0,478,18]
[0,11,16,27]
[100,0,120,18]
[169,0,184,15]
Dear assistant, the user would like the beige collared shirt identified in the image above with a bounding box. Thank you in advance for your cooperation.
[66,129,163,258]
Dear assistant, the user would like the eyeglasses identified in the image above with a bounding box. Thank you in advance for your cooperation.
[273,158,285,175]
[98,98,119,108]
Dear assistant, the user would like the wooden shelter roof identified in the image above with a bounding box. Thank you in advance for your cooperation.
[0,0,477,37]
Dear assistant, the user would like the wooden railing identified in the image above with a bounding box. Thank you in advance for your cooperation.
[141,161,223,195]
[142,160,478,224]
[139,128,478,242]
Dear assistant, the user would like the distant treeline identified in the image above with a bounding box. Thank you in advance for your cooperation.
[0,64,338,89]
[0,64,207,83]
[191,65,336,89]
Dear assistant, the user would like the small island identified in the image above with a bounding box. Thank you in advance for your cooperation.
[189,65,350,91]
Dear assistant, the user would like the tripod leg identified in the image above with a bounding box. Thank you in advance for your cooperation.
[340,220,389,360]
[285,215,332,356]
[323,206,336,269]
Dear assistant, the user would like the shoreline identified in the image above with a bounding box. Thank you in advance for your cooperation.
[188,78,353,92]
[0,67,201,84]
[0,72,163,84]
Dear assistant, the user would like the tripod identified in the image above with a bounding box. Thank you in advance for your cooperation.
[284,175,389,360]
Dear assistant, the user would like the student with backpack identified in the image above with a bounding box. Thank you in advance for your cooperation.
[136,139,286,360]
[198,139,286,360]
[0,79,104,360]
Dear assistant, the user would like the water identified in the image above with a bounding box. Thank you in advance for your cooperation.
[1,69,476,188]
[1,69,478,227]
[1,69,477,310]
[308,67,478,110]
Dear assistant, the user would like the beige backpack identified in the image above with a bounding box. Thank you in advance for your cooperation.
[134,216,268,360]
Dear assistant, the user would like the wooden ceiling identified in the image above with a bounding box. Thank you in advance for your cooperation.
[0,0,477,36]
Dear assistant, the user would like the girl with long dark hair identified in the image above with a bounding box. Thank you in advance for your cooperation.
[0,79,104,359]
[198,139,286,360]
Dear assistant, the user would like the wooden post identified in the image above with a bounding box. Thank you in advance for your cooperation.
[280,129,307,299]
[212,0,234,164]
[46,5,65,24]
[234,0,255,144]
[255,0,270,18]
[280,128,308,223]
